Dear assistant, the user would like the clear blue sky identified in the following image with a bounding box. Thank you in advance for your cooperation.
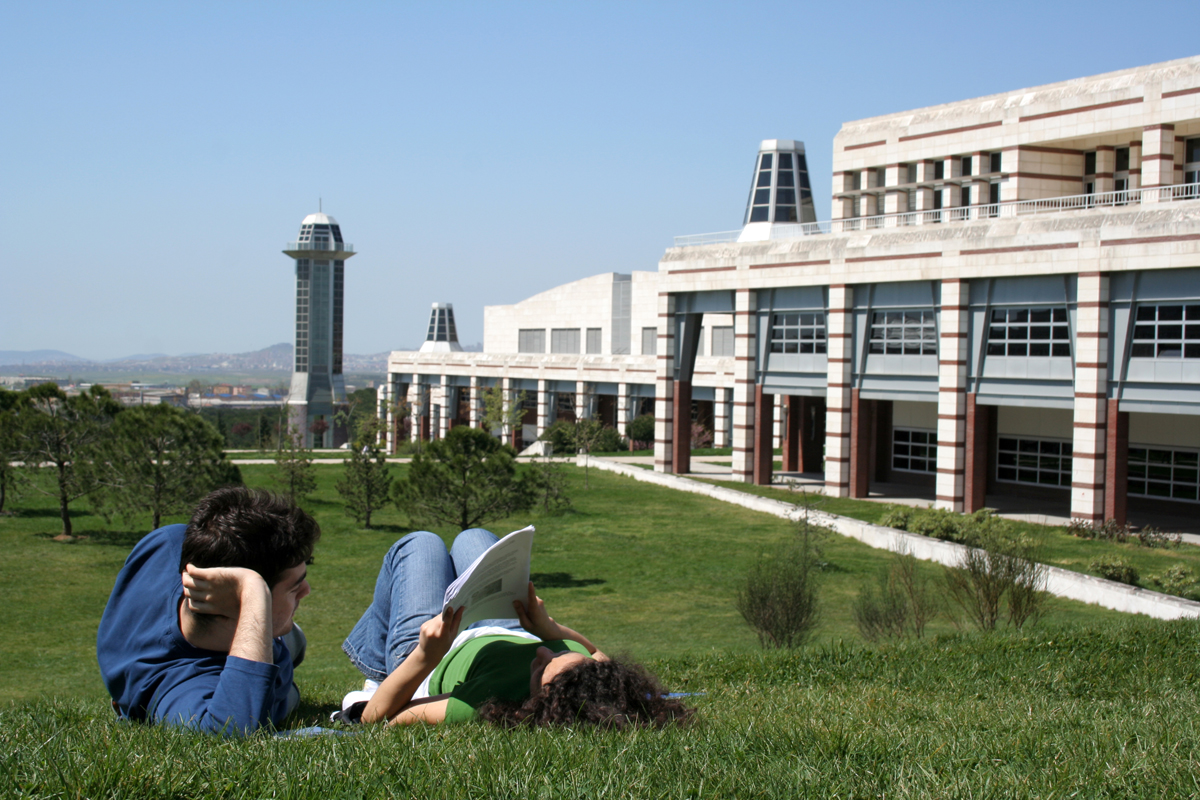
[2,1,1196,361]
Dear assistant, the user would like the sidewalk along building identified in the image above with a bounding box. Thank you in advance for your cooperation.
[659,55,1200,525]
[283,211,355,448]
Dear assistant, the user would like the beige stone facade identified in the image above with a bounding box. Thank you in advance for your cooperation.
[384,55,1200,526]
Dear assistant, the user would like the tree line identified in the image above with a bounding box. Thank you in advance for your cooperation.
[0,384,239,536]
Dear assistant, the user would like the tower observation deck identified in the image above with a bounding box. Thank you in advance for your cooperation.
[283,212,356,448]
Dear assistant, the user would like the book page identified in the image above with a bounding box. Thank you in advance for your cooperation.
[443,525,534,627]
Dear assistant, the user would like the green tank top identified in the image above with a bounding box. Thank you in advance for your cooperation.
[427,635,590,723]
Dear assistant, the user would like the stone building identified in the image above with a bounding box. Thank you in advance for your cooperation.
[383,55,1200,527]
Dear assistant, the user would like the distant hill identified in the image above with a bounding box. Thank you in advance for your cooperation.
[0,344,404,377]
[0,350,90,365]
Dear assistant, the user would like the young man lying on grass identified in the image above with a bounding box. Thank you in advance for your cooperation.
[96,487,318,735]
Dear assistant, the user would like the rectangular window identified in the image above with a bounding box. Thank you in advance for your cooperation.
[550,328,581,354]
[1188,138,1200,165]
[906,163,918,184]
[1084,152,1097,175]
[586,328,601,354]
[873,309,936,352]
[934,161,945,180]
[1115,147,1130,173]
[696,326,705,357]
[997,437,1073,487]
[961,185,971,206]
[961,156,973,177]
[986,307,1071,357]
[869,310,937,355]
[1130,304,1200,359]
[875,167,886,188]
[989,182,1000,205]
[769,312,827,354]
[892,428,936,473]
[1129,447,1200,502]
[518,329,546,353]
[641,327,658,356]
[990,151,1002,173]
[711,326,735,357]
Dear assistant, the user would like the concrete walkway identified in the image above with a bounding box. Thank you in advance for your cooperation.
[577,454,1200,621]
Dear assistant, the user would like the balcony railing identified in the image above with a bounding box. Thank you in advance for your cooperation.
[284,240,355,252]
[672,183,1200,247]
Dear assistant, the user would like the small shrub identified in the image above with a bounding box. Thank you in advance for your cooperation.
[736,520,825,649]
[891,546,938,638]
[852,570,908,642]
[1067,518,1181,549]
[910,507,968,543]
[1089,555,1139,585]
[1149,565,1200,601]
[944,527,1049,631]
[690,423,713,449]
[879,506,914,531]
[627,414,655,449]
[539,420,576,454]
[593,426,626,453]
[526,457,572,515]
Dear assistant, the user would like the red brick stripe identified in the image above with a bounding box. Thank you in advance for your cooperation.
[1164,86,1200,99]
[1019,97,1142,122]
[844,139,887,151]
[749,259,832,270]
[1101,233,1200,247]
[899,120,1002,142]
[960,242,1079,256]
[846,251,941,264]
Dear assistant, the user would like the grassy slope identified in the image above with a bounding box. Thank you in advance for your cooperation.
[4,463,1200,796]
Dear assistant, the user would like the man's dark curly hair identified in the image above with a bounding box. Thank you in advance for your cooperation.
[179,487,320,587]
[476,657,693,729]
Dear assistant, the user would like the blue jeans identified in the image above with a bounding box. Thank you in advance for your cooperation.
[342,529,525,681]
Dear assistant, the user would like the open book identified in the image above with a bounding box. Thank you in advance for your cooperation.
[443,525,534,627]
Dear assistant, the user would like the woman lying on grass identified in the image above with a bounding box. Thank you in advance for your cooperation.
[340,529,691,729]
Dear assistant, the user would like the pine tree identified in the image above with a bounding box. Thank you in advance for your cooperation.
[272,425,317,506]
[335,416,393,529]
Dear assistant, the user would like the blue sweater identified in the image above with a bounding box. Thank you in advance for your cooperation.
[96,525,295,735]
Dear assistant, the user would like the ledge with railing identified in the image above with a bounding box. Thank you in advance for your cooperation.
[284,240,356,252]
[672,183,1200,247]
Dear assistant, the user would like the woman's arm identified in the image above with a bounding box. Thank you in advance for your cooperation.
[361,606,464,724]
[512,582,607,659]
[388,695,450,726]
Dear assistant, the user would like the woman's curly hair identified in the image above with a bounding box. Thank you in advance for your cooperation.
[476,657,693,729]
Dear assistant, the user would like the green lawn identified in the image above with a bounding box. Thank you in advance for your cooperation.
[4,463,1199,796]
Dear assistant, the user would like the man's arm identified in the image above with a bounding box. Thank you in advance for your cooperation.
[180,564,273,662]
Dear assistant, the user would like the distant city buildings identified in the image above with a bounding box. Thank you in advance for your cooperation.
[283,212,355,447]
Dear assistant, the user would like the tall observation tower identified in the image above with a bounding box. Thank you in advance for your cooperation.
[283,212,355,448]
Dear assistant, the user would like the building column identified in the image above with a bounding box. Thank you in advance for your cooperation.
[437,381,451,440]
[379,378,393,453]
[964,393,989,513]
[502,377,519,449]
[469,376,480,428]
[714,388,729,449]
[848,389,872,498]
[731,289,757,483]
[408,383,421,443]
[1104,398,1129,525]
[824,285,853,496]
[935,279,969,512]
[781,396,801,472]
[671,312,702,476]
[617,381,631,443]
[1071,272,1110,522]
[1142,124,1176,198]
[1094,146,1115,195]
[536,379,549,442]
[1128,139,1143,190]
[754,385,774,485]
[576,380,588,424]
[654,293,677,474]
